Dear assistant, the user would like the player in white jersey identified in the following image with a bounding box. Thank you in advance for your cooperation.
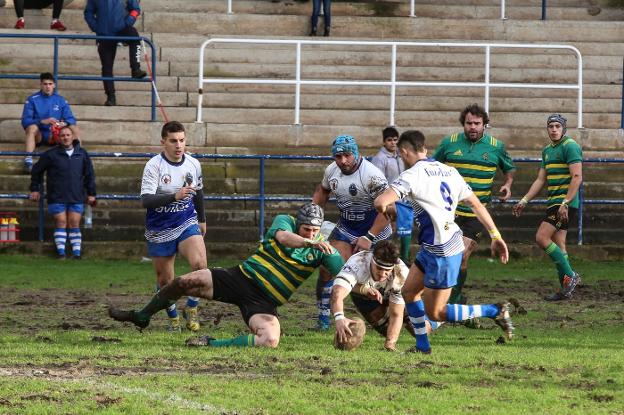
[312,135,392,330]
[140,121,207,332]
[374,130,515,354]
[331,239,443,351]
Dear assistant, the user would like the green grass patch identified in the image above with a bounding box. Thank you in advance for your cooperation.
[0,255,623,414]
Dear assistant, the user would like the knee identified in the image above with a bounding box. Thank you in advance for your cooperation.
[256,333,280,348]
[426,307,446,322]
[535,233,549,248]
[401,286,415,301]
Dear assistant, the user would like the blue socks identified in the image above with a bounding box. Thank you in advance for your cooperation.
[186,297,199,308]
[68,227,81,257]
[54,228,67,256]
[317,279,334,329]
[406,299,430,353]
[445,303,499,321]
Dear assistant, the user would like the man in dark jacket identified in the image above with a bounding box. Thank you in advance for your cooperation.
[84,0,147,106]
[21,72,79,174]
[30,127,96,259]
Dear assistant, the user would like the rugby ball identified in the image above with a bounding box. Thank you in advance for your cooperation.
[333,317,366,351]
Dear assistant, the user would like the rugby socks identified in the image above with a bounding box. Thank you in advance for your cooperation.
[209,334,255,347]
[445,303,499,321]
[68,228,81,257]
[399,235,411,264]
[317,279,333,329]
[448,269,467,304]
[166,304,178,319]
[405,300,430,352]
[53,228,67,256]
[186,297,199,308]
[135,292,175,322]
[544,242,575,285]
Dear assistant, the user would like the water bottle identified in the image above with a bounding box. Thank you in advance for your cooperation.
[8,217,18,241]
[84,205,93,229]
[0,218,8,241]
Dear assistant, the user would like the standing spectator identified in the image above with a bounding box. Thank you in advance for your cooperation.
[21,72,79,174]
[140,121,206,332]
[84,0,147,106]
[13,0,67,30]
[371,126,413,263]
[309,0,330,36]
[432,103,515,307]
[312,135,391,330]
[512,114,582,301]
[29,126,96,259]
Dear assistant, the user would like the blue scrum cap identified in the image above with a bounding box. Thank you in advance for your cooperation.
[331,135,359,160]
[547,114,567,136]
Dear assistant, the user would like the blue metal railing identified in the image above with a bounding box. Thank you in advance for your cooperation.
[1,152,623,245]
[0,33,157,121]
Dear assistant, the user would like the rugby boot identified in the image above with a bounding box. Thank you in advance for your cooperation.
[406,346,432,355]
[168,315,182,332]
[108,307,150,329]
[544,291,570,301]
[186,335,216,347]
[494,301,514,341]
[561,272,581,298]
[183,306,200,332]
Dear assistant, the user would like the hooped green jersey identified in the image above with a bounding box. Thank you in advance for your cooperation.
[433,132,515,217]
[541,136,583,209]
[240,214,344,306]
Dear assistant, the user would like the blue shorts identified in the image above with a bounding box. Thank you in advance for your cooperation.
[147,224,201,257]
[395,201,414,236]
[48,203,84,215]
[415,249,462,289]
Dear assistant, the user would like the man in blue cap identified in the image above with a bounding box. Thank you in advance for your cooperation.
[312,135,392,329]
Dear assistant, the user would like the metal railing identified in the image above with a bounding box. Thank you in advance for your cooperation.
[0,33,158,121]
[197,39,583,128]
[2,151,623,246]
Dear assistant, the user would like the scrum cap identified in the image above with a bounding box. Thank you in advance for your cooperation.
[331,135,359,160]
[296,202,324,230]
[547,114,567,136]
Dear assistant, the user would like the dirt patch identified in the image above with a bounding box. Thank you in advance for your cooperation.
[94,394,122,407]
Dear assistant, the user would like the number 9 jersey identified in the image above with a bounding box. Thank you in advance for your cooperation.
[390,158,473,257]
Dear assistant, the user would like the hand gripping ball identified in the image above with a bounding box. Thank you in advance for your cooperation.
[334,317,366,351]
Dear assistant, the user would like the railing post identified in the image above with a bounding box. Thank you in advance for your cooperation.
[484,45,491,118]
[197,41,207,123]
[541,0,547,20]
[259,157,266,241]
[53,38,59,82]
[390,44,397,126]
[227,0,233,14]
[578,183,584,245]
[295,42,302,125]
[410,0,416,17]
[38,196,45,242]
[500,0,506,20]
[621,57,624,129]
[150,40,157,122]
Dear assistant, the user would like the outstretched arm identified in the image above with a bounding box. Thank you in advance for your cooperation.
[330,285,355,343]
[274,229,333,254]
[463,193,509,264]
[312,183,330,208]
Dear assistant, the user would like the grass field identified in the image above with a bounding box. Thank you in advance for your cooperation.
[0,253,623,414]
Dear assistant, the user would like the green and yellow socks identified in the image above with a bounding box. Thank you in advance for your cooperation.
[544,242,575,286]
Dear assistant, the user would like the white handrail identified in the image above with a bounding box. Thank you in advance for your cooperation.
[197,39,583,128]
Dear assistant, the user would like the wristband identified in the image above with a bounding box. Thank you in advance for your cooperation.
[519,197,528,206]
[561,200,569,208]
[358,285,370,296]
[333,312,345,321]
[366,231,376,241]
[129,10,140,18]
[488,228,502,240]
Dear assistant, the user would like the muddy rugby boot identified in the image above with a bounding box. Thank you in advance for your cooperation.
[561,272,581,298]
[108,307,150,329]
[183,306,200,332]
[168,316,181,332]
[186,335,215,347]
[494,301,514,341]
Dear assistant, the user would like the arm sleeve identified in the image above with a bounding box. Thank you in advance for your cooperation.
[29,153,49,192]
[83,0,97,32]
[322,251,345,277]
[193,189,206,223]
[564,140,583,165]
[61,99,77,126]
[431,138,447,162]
[83,151,96,196]
[498,143,516,173]
[141,193,176,209]
[21,97,36,129]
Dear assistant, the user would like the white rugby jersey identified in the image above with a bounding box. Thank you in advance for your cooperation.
[334,250,408,305]
[391,158,473,257]
[141,153,203,243]
[321,158,390,238]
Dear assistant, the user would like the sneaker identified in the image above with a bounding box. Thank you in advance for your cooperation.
[14,18,25,29]
[186,335,215,347]
[168,316,181,332]
[561,272,581,298]
[131,69,147,79]
[108,307,150,329]
[316,315,330,331]
[544,291,570,301]
[494,301,514,341]
[406,346,432,355]
[183,307,200,332]
[50,20,67,31]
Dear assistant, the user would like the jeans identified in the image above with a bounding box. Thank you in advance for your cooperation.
[96,26,142,96]
[311,0,331,30]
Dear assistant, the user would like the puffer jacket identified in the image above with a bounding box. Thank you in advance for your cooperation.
[84,0,141,36]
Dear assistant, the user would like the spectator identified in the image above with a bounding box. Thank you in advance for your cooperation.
[371,126,413,263]
[29,126,96,260]
[13,0,67,31]
[84,0,147,106]
[310,0,330,36]
[21,72,79,174]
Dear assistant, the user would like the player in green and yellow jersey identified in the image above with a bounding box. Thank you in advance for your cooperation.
[108,203,345,347]
[433,104,515,305]
[512,114,582,301]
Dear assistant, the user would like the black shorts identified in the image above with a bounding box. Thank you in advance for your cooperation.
[543,206,578,231]
[455,216,484,242]
[350,292,389,336]
[211,266,278,325]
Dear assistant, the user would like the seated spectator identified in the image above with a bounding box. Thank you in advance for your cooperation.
[84,0,147,106]
[13,0,67,30]
[21,72,79,173]
[29,126,96,260]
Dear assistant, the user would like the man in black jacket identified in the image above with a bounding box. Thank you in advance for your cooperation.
[29,127,96,259]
